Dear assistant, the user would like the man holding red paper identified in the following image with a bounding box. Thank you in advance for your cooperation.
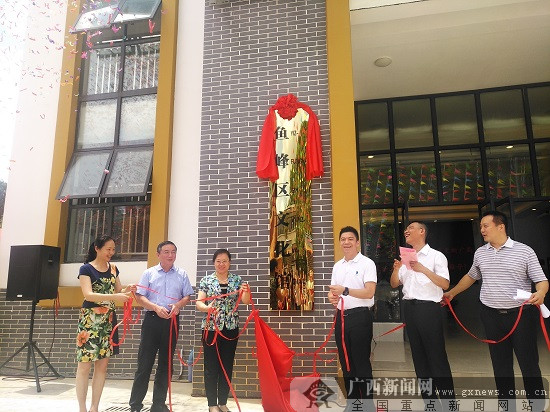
[391,221,455,409]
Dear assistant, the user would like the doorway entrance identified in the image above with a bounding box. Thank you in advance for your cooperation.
[406,204,479,286]
[402,199,550,336]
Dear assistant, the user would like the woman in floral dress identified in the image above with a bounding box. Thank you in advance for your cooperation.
[75,235,136,412]
[196,249,251,412]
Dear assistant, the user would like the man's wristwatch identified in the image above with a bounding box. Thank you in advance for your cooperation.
[343,287,349,296]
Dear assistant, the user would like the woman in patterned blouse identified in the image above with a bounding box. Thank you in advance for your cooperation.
[75,235,136,412]
[196,249,251,412]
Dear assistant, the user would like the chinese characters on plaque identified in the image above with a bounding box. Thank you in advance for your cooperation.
[256,94,323,310]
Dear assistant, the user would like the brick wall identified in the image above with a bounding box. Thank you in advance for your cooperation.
[193,0,337,398]
[0,290,196,382]
[0,0,338,400]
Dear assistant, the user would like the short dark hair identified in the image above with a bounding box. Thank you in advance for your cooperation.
[157,240,177,253]
[339,226,359,240]
[213,248,231,262]
[482,210,508,232]
[410,221,428,239]
[85,235,115,263]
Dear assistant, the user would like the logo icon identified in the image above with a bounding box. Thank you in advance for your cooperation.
[302,379,336,408]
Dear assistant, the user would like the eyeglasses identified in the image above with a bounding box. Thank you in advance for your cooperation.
[215,260,230,264]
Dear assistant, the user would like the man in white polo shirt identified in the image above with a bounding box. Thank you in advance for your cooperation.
[329,226,377,411]
[445,211,548,411]
[391,221,455,409]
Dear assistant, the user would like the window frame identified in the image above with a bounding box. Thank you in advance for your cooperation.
[56,149,114,200]
[62,16,161,262]
[71,0,162,33]
[64,192,151,263]
[101,146,154,198]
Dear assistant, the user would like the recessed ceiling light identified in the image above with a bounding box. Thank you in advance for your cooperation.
[367,155,374,159]
[506,145,514,149]
[532,208,537,211]
[374,56,392,67]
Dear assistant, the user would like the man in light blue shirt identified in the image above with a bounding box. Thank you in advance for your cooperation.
[129,241,194,412]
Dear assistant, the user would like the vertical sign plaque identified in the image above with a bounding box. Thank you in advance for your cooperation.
[256,95,323,310]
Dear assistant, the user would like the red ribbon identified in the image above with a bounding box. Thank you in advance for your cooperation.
[337,300,405,373]
[375,323,406,340]
[338,298,351,372]
[540,311,550,352]
[109,286,252,412]
[108,286,410,412]
[443,296,550,350]
[110,294,141,347]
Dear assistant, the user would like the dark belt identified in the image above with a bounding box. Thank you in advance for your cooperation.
[404,299,435,305]
[483,304,521,315]
[338,306,371,316]
[145,311,178,319]
[146,311,160,318]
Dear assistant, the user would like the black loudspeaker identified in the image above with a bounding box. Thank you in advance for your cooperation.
[6,245,61,301]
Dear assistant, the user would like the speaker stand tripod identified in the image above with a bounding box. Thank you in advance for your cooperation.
[0,299,62,392]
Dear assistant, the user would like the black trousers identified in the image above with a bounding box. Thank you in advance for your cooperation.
[202,328,239,407]
[403,300,455,402]
[129,312,178,411]
[335,308,374,402]
[480,304,545,410]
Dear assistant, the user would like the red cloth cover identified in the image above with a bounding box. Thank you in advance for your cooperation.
[254,312,321,412]
[256,95,324,181]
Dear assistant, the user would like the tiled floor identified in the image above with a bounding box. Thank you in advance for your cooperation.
[0,377,264,412]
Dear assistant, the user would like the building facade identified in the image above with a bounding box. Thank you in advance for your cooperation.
[0,0,549,400]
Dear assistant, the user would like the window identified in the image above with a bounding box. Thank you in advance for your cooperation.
[393,98,433,149]
[481,89,527,142]
[359,154,392,205]
[436,94,478,146]
[395,151,437,203]
[60,7,161,262]
[440,148,484,202]
[536,142,550,196]
[528,86,550,139]
[356,102,390,151]
[58,151,112,199]
[72,0,161,33]
[66,194,151,262]
[486,145,534,199]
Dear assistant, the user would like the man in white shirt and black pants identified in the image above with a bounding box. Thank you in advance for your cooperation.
[391,221,455,410]
[445,211,548,412]
[329,226,377,412]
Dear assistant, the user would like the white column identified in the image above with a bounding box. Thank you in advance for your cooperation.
[168,0,205,285]
[0,0,68,288]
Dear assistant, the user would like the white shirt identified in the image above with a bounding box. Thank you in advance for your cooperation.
[331,252,377,310]
[398,244,449,303]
